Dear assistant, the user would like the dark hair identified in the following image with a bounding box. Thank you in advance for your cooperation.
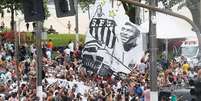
[11,92,17,98]
[23,92,27,96]
[55,92,59,95]
[77,93,81,98]
[73,84,78,88]
[64,90,68,95]
[140,58,144,63]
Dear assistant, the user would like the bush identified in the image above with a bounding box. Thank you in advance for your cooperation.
[48,34,85,47]
[0,27,11,33]
[1,31,86,47]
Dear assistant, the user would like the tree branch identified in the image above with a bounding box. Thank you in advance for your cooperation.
[121,1,129,12]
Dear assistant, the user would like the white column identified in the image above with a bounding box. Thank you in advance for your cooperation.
[150,91,158,101]
[36,86,43,101]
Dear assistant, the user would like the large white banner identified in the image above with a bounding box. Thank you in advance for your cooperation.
[82,0,144,75]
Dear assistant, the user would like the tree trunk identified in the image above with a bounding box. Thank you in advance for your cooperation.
[187,0,201,31]
[11,5,15,31]
[121,0,141,24]
[0,10,4,18]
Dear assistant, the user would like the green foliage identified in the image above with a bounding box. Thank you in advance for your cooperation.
[0,0,21,11]
[43,0,50,18]
[158,0,184,9]
[10,32,86,46]
[158,0,200,31]
[0,0,50,19]
[48,34,85,46]
[79,0,95,11]
[0,27,11,32]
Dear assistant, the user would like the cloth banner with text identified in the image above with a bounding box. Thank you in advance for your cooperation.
[82,0,144,76]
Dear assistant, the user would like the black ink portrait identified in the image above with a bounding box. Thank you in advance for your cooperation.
[120,22,140,51]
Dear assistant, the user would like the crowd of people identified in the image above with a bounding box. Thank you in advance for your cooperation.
[0,35,201,101]
[157,56,200,88]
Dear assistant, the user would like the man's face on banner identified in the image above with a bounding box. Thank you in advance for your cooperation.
[120,22,140,51]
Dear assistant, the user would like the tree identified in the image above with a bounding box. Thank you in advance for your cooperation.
[186,0,201,31]
[159,0,201,31]
[79,0,141,24]
[79,0,201,29]
[43,0,51,19]
[0,0,21,31]
[79,0,95,11]
[121,0,141,24]
[0,0,50,31]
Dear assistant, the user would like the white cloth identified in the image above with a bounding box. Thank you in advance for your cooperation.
[83,0,144,74]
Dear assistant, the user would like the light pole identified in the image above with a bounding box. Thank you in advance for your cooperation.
[75,0,79,49]
[14,21,20,100]
[34,21,43,101]
[149,0,158,100]
[14,18,24,100]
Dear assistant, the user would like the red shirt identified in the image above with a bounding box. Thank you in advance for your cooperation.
[47,41,53,49]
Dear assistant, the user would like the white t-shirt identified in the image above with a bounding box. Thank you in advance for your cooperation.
[64,48,71,55]
[82,97,88,101]
[189,71,197,78]
[46,50,51,60]
[21,97,26,101]
[5,71,12,80]
[68,42,74,52]
[30,44,36,56]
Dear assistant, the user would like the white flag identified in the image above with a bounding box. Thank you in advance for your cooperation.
[82,0,145,75]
